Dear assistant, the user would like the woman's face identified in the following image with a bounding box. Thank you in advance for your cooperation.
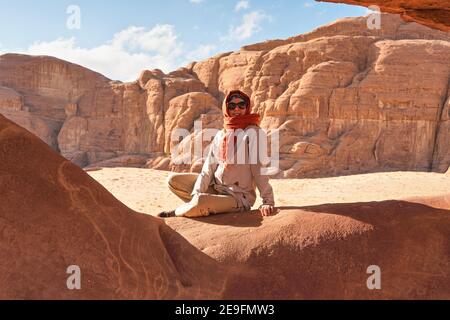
[227,96,247,116]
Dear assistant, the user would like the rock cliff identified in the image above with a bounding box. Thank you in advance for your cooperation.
[0,14,449,177]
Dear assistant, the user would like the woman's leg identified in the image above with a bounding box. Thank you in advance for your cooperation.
[166,172,241,218]
[175,193,241,218]
[166,173,199,202]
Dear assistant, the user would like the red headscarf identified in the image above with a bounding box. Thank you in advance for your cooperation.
[220,90,260,167]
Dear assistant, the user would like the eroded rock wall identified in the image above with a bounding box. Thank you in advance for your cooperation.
[0,14,449,177]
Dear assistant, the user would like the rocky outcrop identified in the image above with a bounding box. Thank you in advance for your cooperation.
[167,195,450,299]
[0,54,112,151]
[317,0,450,32]
[1,113,449,299]
[0,113,234,299]
[1,14,449,177]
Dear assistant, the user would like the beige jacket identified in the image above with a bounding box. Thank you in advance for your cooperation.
[191,124,275,210]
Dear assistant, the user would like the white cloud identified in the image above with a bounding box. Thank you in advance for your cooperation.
[221,10,271,42]
[12,24,200,82]
[185,44,216,62]
[235,1,250,12]
[9,25,218,81]
[111,25,182,55]
[189,0,204,4]
[303,1,315,8]
[26,37,174,82]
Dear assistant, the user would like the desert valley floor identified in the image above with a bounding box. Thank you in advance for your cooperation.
[87,168,449,216]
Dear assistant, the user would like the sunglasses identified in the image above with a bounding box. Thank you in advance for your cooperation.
[227,101,247,110]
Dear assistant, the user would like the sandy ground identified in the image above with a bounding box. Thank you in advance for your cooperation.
[86,168,449,216]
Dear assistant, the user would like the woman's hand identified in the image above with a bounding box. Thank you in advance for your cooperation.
[259,204,276,217]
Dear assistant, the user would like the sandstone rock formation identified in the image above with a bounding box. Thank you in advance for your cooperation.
[1,113,449,299]
[1,14,449,177]
[167,195,450,299]
[0,54,112,152]
[0,113,232,299]
[317,0,450,32]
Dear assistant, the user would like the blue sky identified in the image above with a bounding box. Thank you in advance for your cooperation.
[0,0,367,81]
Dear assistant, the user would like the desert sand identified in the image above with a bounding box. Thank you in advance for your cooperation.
[86,167,450,216]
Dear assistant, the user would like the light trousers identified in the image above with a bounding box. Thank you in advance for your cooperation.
[167,173,241,217]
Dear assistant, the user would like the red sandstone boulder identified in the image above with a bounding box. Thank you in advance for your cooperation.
[0,114,231,299]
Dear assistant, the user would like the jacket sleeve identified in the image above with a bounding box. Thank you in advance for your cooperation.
[249,128,275,207]
[191,133,219,196]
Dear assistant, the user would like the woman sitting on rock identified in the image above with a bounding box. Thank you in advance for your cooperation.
[158,90,276,218]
